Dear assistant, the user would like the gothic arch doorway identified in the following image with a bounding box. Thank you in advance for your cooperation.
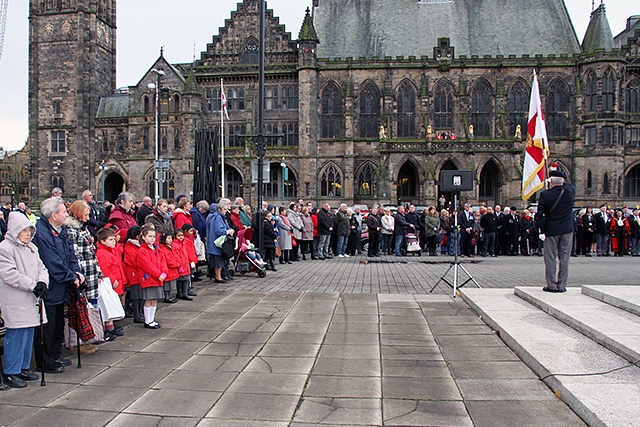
[104,172,125,203]
[396,162,418,205]
[438,160,458,210]
[479,159,501,206]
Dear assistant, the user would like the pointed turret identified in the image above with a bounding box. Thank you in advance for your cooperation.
[297,7,319,43]
[582,3,615,53]
[183,65,200,95]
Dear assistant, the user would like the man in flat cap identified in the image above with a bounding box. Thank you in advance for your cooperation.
[537,169,575,293]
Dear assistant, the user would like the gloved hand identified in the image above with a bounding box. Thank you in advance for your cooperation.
[539,233,546,242]
[33,282,49,301]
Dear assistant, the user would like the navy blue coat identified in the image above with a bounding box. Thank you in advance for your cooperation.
[189,206,207,240]
[33,217,82,305]
[537,183,576,236]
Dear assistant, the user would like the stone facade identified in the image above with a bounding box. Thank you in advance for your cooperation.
[28,0,640,210]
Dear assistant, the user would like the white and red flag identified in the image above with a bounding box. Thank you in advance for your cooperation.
[221,80,230,120]
[522,71,550,200]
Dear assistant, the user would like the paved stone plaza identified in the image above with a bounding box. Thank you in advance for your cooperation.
[2,254,635,426]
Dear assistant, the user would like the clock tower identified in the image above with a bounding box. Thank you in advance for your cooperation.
[29,0,117,200]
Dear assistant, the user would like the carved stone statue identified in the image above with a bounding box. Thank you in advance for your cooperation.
[514,124,522,140]
[427,125,433,140]
[468,124,474,139]
[379,125,388,141]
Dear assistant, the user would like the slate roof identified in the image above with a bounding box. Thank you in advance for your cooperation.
[96,95,129,118]
[614,16,640,47]
[582,4,615,53]
[314,0,581,59]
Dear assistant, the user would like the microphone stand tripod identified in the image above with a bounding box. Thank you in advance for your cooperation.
[430,192,481,297]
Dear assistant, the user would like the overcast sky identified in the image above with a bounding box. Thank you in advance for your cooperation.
[0,0,633,151]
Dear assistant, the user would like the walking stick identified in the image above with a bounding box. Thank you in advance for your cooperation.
[38,297,46,386]
[75,289,82,369]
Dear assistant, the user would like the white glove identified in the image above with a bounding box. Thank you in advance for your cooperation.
[190,262,196,268]
[539,233,546,242]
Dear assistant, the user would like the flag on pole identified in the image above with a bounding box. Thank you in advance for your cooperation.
[522,72,550,200]
[221,80,230,120]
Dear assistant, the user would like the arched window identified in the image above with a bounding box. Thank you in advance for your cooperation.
[625,165,640,198]
[587,170,592,188]
[470,80,492,137]
[546,79,571,138]
[161,134,167,151]
[283,123,298,146]
[507,81,529,138]
[480,160,500,198]
[265,166,279,198]
[359,82,380,138]
[282,86,299,110]
[228,88,245,111]
[603,173,610,194]
[117,129,125,153]
[225,168,243,199]
[173,128,180,150]
[397,162,418,199]
[143,95,150,114]
[396,81,416,138]
[172,94,180,113]
[321,82,342,139]
[284,169,297,199]
[433,82,454,129]
[626,79,639,113]
[320,163,343,197]
[102,130,108,152]
[356,163,375,197]
[52,176,65,193]
[602,70,615,111]
[585,72,597,112]
[242,38,259,64]
[228,125,247,147]
[206,88,221,113]
[143,127,149,150]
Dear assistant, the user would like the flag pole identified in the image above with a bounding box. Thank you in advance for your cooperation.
[221,78,226,198]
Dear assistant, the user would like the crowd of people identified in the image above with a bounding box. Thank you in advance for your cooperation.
[1,184,639,389]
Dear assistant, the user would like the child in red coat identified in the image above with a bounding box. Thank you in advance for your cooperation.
[95,227,127,303]
[159,233,179,303]
[172,229,194,301]
[123,226,143,323]
[136,224,167,329]
[181,224,199,296]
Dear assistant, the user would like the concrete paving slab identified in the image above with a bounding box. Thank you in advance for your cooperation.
[381,345,444,361]
[448,361,538,379]
[293,397,382,425]
[139,339,208,354]
[383,399,473,427]
[269,331,326,344]
[47,384,147,412]
[465,400,587,427]
[225,319,281,333]
[428,323,495,335]
[0,381,77,406]
[205,392,299,421]
[304,375,382,398]
[160,328,223,341]
[211,331,273,344]
[124,389,220,418]
[582,285,640,316]
[435,333,505,347]
[114,350,192,370]
[199,420,287,427]
[177,354,251,372]
[258,343,321,357]
[244,356,316,374]
[317,344,381,359]
[11,407,117,427]
[37,361,107,384]
[0,404,37,426]
[379,334,436,346]
[198,342,264,357]
[154,369,237,392]
[440,345,519,362]
[323,332,380,345]
[331,314,379,323]
[379,314,427,324]
[106,413,199,427]
[312,358,381,377]
[225,372,308,395]
[84,366,168,389]
[328,322,380,334]
[456,378,557,401]
[381,360,451,378]
[379,323,431,335]
[277,321,330,334]
[383,376,462,400]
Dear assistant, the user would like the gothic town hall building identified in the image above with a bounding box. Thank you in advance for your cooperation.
[28,0,640,209]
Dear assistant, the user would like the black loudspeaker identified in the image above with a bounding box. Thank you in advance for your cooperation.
[440,170,474,192]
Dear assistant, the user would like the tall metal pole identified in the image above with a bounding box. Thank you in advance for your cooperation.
[155,72,160,202]
[101,161,106,202]
[256,0,266,256]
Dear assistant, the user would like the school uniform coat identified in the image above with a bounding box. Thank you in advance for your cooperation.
[123,239,140,286]
[0,214,49,328]
[95,242,127,296]
[136,244,167,289]
[159,244,180,281]
[172,239,191,277]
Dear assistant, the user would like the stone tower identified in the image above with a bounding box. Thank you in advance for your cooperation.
[29,0,117,201]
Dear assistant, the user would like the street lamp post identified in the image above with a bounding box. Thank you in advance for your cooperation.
[148,68,165,202]
[99,161,106,202]
[280,157,287,207]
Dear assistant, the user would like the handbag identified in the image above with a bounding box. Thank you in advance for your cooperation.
[291,236,297,247]
[97,278,125,321]
[65,293,104,348]
[221,235,236,259]
[275,238,282,257]
[194,235,206,261]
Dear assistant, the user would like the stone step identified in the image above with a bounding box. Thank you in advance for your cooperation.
[514,286,640,364]
[461,288,640,427]
[582,285,640,317]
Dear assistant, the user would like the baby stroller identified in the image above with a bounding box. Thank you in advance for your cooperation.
[404,232,422,256]
[232,228,267,278]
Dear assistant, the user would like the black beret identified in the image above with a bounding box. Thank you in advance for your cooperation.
[549,170,566,179]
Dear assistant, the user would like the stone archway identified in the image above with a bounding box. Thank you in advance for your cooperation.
[396,162,419,205]
[479,159,501,206]
[104,172,125,203]
[438,160,458,210]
